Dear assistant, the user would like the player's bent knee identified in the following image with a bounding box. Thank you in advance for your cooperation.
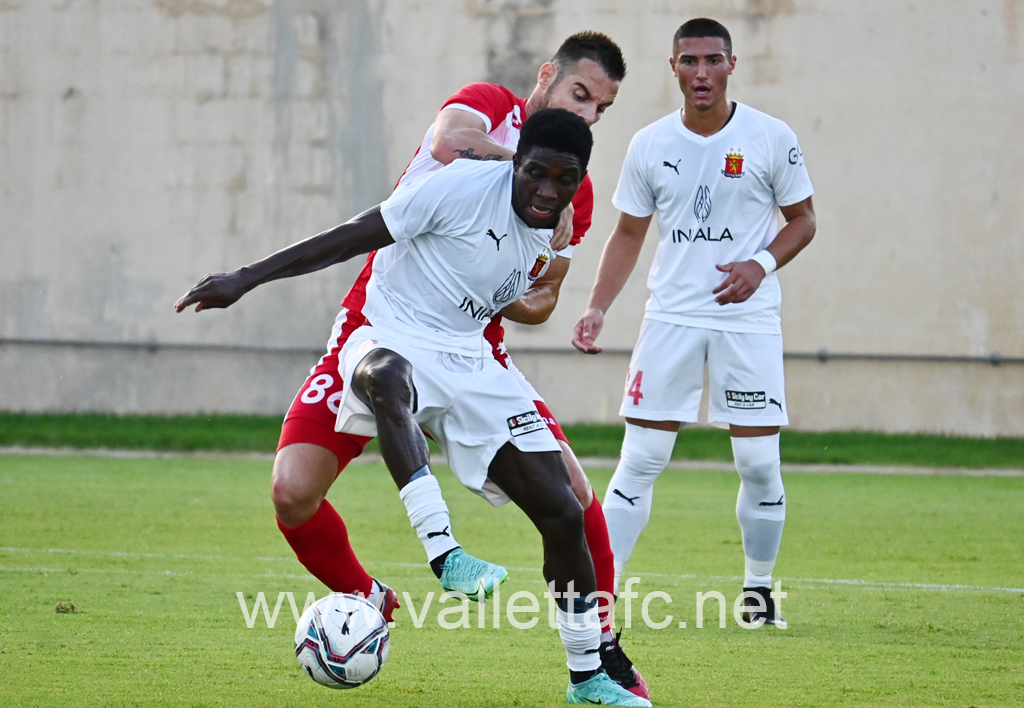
[560,442,594,506]
[271,444,339,524]
[353,350,416,414]
[534,497,586,542]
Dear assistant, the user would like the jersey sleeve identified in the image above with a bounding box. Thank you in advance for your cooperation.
[611,130,657,218]
[769,121,814,207]
[379,169,457,242]
[440,83,520,134]
[567,174,594,248]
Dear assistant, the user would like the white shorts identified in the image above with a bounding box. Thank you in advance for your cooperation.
[502,351,544,402]
[619,319,789,428]
[335,325,560,506]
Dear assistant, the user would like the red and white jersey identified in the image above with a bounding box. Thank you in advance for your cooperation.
[341,82,595,362]
[400,83,526,186]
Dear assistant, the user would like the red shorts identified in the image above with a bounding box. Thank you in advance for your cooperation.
[278,308,570,470]
[278,309,372,473]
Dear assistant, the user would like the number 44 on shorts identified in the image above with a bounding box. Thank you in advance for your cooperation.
[625,369,644,406]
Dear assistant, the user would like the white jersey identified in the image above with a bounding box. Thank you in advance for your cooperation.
[367,159,555,357]
[613,101,814,334]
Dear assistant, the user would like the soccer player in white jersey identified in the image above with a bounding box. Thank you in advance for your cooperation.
[176,109,650,707]
[573,18,817,627]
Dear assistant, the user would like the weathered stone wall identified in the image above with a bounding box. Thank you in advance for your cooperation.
[2,0,1022,435]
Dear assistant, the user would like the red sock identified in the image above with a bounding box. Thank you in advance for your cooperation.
[277,500,374,596]
[583,495,616,631]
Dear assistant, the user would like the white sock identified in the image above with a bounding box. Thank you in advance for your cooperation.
[557,606,602,672]
[732,434,785,588]
[399,473,460,561]
[604,424,677,593]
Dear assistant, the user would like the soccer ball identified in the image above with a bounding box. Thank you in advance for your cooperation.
[294,593,391,689]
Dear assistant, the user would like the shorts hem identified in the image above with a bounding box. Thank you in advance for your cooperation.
[708,416,789,428]
[278,414,371,466]
[618,408,698,424]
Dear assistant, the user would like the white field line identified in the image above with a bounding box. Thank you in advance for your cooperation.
[3,446,1024,476]
[2,546,1022,594]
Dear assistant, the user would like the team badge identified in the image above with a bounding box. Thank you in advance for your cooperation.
[722,149,744,178]
[527,251,551,280]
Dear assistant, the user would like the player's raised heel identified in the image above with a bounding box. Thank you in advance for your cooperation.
[741,585,787,629]
[599,630,650,700]
[567,671,653,706]
[369,579,401,624]
[438,548,508,601]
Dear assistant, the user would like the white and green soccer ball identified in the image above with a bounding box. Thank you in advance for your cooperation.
[294,593,390,689]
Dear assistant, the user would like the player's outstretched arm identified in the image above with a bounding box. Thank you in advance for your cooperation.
[572,212,652,353]
[174,207,395,313]
[712,196,816,305]
[501,255,571,325]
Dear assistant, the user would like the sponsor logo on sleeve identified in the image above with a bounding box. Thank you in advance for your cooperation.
[722,149,745,178]
[725,390,766,409]
[788,146,803,166]
[507,410,547,437]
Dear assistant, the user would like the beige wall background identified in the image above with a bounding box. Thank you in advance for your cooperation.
[2,0,1022,436]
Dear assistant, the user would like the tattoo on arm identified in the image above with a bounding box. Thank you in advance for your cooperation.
[453,147,503,161]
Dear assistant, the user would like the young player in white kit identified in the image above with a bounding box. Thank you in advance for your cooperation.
[573,18,817,626]
[177,109,650,707]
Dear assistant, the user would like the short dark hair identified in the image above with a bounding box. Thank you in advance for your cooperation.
[673,18,732,57]
[551,31,627,82]
[517,108,593,172]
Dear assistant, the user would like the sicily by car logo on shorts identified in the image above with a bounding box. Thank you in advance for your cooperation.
[725,390,765,409]
[507,410,547,437]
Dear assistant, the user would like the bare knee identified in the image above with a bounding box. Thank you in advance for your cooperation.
[535,496,586,543]
[353,350,415,412]
[560,440,593,508]
[271,443,339,527]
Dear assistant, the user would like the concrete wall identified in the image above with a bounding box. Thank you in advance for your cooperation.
[2,0,1022,436]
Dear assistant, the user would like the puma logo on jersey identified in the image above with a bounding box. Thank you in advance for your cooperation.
[427,526,451,539]
[488,229,507,251]
[769,398,783,412]
[663,160,681,174]
[613,489,640,506]
[759,495,785,507]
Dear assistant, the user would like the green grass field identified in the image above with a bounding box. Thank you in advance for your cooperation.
[1,452,1022,706]
[3,412,1024,469]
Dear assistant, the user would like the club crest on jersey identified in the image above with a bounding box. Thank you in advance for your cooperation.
[527,251,551,281]
[722,149,744,178]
